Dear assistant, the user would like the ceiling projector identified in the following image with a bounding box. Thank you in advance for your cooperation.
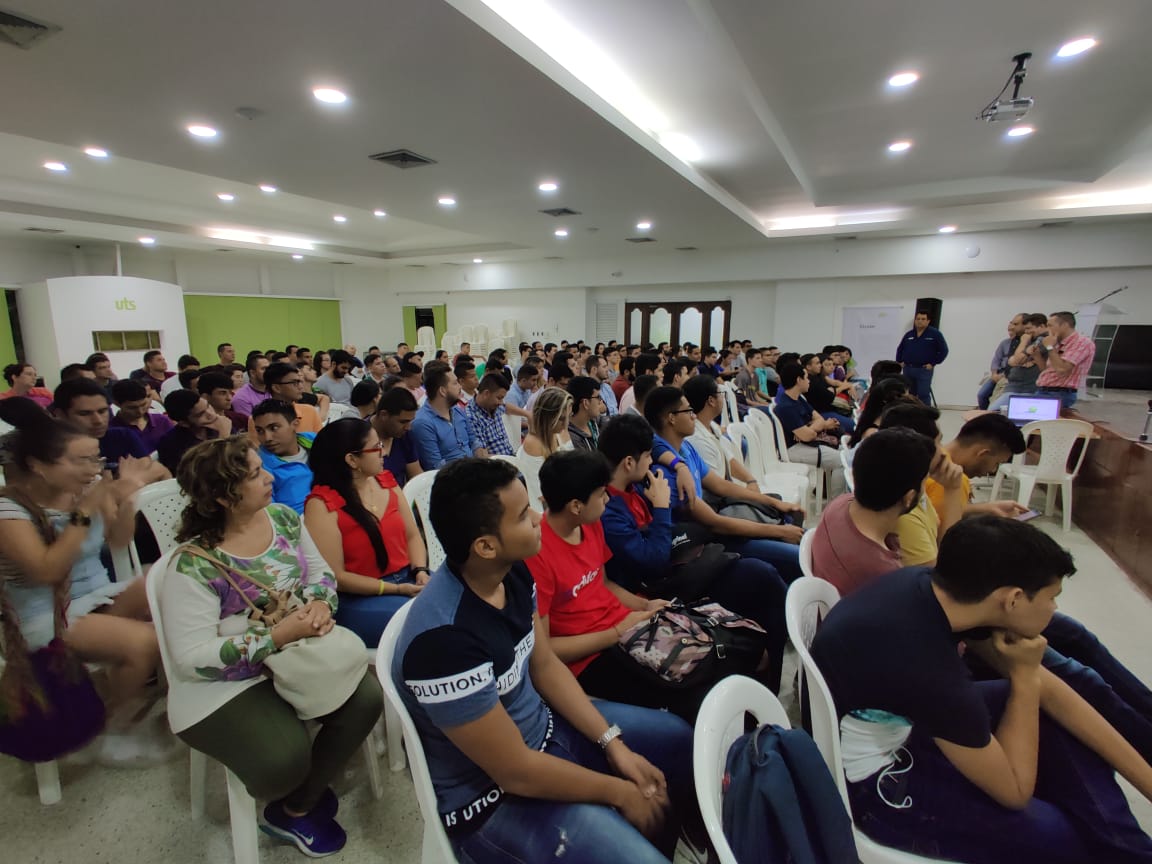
[983,97,1034,122]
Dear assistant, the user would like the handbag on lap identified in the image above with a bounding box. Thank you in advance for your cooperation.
[176,545,367,720]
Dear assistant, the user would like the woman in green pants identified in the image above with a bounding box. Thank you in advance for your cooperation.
[159,436,382,858]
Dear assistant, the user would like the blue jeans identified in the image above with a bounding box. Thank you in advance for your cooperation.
[903,366,934,404]
[1043,612,1152,764]
[723,536,803,585]
[977,377,996,410]
[455,701,695,864]
[1036,386,1078,409]
[333,568,414,649]
[850,681,1152,863]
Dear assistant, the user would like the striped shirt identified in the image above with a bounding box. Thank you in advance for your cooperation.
[1037,330,1095,389]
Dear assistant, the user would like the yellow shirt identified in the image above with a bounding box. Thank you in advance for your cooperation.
[925,461,971,515]
[246,402,323,442]
[897,494,939,567]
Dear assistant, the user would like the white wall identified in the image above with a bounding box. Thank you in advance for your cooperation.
[18,276,190,386]
[773,268,1152,407]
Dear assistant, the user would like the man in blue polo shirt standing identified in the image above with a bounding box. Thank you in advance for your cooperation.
[896,310,949,405]
[410,361,484,469]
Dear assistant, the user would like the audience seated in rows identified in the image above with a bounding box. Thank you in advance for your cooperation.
[52,378,169,480]
[392,457,698,862]
[163,437,382,857]
[303,418,428,647]
[245,362,324,435]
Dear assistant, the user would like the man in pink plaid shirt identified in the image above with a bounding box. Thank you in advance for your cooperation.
[1028,310,1096,409]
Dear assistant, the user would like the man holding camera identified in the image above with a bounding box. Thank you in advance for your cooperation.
[1028,311,1096,410]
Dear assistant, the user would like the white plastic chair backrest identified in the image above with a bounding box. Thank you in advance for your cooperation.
[785,577,850,808]
[744,409,784,466]
[375,604,458,863]
[501,413,522,449]
[727,421,765,477]
[1019,419,1093,481]
[135,478,187,554]
[441,331,455,352]
[720,382,740,428]
[693,675,791,864]
[502,319,518,338]
[402,470,444,571]
[144,549,182,685]
[798,528,816,580]
[416,326,435,346]
[458,324,475,344]
[761,403,792,463]
[717,434,742,481]
[473,323,489,343]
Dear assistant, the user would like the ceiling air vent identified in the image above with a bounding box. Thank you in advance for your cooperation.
[626,236,656,243]
[369,149,437,169]
[675,246,698,252]
[539,207,581,218]
[834,235,858,241]
[0,8,61,49]
[23,226,63,233]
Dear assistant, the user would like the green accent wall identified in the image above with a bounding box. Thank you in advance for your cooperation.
[183,295,342,363]
[0,291,17,370]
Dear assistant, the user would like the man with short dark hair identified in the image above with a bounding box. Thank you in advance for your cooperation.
[565,376,604,451]
[216,342,236,366]
[315,349,354,405]
[363,352,388,386]
[231,354,270,418]
[612,356,635,403]
[371,386,423,488]
[53,378,168,479]
[1030,311,1096,410]
[251,399,315,513]
[245,362,323,437]
[86,352,117,396]
[110,378,174,454]
[990,313,1049,411]
[627,374,659,418]
[161,354,200,399]
[454,360,478,405]
[409,361,483,468]
[618,353,661,415]
[734,348,771,406]
[927,413,1029,519]
[59,363,96,382]
[896,309,949,404]
[812,516,1152,863]
[978,315,1027,409]
[660,358,693,389]
[586,354,618,415]
[683,374,763,489]
[156,389,229,474]
[129,350,174,391]
[774,363,845,493]
[810,427,935,595]
[465,373,514,456]
[198,371,246,433]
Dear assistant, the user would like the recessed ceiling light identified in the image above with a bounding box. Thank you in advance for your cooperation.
[938,225,957,234]
[554,228,569,238]
[887,71,919,88]
[473,258,484,264]
[1057,37,1097,58]
[187,124,218,139]
[312,87,347,104]
[373,209,387,217]
[887,140,913,153]
[538,181,559,192]
[84,147,109,159]
[332,214,347,223]
[138,236,156,245]
[636,221,652,231]
[1006,125,1034,138]
[438,196,457,207]
[217,193,235,201]
[43,161,68,172]
[259,184,278,193]
[292,254,304,260]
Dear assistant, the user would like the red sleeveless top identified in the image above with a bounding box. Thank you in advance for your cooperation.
[307,472,411,578]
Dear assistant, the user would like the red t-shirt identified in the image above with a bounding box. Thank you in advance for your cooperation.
[810,493,902,597]
[306,472,410,578]
[526,518,629,676]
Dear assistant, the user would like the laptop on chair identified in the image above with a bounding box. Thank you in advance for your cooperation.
[1005,394,1062,427]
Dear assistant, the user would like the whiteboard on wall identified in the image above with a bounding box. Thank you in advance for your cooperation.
[841,306,905,380]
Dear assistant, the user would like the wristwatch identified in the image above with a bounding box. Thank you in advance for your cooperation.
[596,723,623,750]
[68,510,92,527]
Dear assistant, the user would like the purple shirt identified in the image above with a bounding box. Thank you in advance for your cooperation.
[230,382,268,418]
[110,412,174,454]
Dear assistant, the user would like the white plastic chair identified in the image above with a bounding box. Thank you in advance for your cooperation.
[375,604,459,864]
[473,323,489,344]
[458,324,475,344]
[501,319,518,339]
[716,381,740,428]
[758,404,827,514]
[440,332,455,352]
[403,470,445,571]
[416,326,436,347]
[798,528,816,580]
[693,675,792,864]
[989,419,1093,532]
[725,421,809,508]
[839,446,855,493]
[501,413,523,449]
[136,478,187,552]
[785,577,948,864]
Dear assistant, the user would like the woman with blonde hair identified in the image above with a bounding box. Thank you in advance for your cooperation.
[161,436,381,858]
[516,386,573,508]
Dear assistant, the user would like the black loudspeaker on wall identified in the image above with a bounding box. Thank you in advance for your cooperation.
[915,297,943,328]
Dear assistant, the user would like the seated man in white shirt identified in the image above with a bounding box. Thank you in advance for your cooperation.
[682,374,763,492]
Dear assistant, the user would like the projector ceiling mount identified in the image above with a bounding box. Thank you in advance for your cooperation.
[978,52,1034,123]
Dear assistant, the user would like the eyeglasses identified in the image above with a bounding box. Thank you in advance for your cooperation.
[669,408,696,416]
[278,379,304,387]
[353,446,384,455]
[72,455,108,467]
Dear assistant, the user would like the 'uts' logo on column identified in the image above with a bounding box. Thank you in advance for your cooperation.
[115,298,137,310]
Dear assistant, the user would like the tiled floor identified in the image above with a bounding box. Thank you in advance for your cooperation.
[3,410,1150,862]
